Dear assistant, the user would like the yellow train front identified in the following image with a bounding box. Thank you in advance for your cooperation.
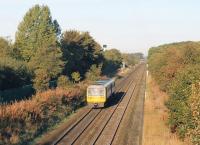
[87,79,115,108]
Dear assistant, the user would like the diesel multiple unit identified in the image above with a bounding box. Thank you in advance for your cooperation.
[87,79,115,108]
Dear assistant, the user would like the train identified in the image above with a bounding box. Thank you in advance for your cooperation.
[87,79,115,108]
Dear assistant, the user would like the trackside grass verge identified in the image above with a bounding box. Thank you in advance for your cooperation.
[142,74,191,145]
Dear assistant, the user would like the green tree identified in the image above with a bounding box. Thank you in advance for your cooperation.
[71,72,81,83]
[15,4,60,61]
[33,68,49,92]
[0,57,32,90]
[61,30,103,78]
[102,48,122,76]
[86,64,102,81]
[122,53,139,66]
[0,37,12,58]
[57,75,72,88]
[14,4,63,91]
[30,46,64,91]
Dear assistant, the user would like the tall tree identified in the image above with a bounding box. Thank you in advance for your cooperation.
[15,4,60,61]
[14,4,63,91]
[61,30,103,78]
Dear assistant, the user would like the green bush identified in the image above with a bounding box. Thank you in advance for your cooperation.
[71,72,81,83]
[85,64,102,81]
[148,41,200,144]
[57,75,72,88]
[0,57,32,91]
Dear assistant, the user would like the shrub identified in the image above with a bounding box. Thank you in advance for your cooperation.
[0,57,32,91]
[57,75,72,88]
[0,87,85,144]
[85,64,102,81]
[189,83,200,144]
[33,68,50,92]
[148,41,200,144]
[71,72,81,83]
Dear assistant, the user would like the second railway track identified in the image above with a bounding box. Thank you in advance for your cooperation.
[53,63,146,145]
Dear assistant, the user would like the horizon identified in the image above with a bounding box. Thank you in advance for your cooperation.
[1,0,200,55]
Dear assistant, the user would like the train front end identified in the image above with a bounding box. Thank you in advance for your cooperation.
[87,85,106,108]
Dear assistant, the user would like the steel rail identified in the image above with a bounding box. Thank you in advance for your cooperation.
[53,65,141,145]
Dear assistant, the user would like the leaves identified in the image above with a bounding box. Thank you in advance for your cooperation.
[71,72,81,83]
[0,87,84,144]
[15,5,58,62]
[148,41,200,144]
[102,49,122,76]
[57,75,72,88]
[61,30,103,78]
[85,64,102,81]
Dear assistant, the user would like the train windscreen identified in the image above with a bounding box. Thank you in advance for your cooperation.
[88,88,104,96]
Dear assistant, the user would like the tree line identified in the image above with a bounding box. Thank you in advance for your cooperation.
[148,41,200,144]
[0,5,140,96]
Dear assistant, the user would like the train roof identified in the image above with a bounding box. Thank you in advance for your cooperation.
[92,78,115,87]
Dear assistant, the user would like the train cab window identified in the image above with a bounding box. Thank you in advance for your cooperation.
[88,88,104,96]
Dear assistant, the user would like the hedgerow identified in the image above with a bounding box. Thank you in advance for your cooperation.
[0,86,85,144]
[148,41,200,144]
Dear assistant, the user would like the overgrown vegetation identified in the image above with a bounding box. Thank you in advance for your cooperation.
[148,41,200,144]
[0,4,141,144]
[0,5,140,102]
[0,86,85,144]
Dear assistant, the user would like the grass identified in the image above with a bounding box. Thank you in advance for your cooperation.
[142,73,191,145]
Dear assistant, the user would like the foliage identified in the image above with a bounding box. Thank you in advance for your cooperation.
[14,4,64,92]
[61,30,103,78]
[33,68,50,92]
[0,3,140,102]
[85,64,102,81]
[102,49,122,76]
[0,37,12,58]
[0,3,144,144]
[148,41,200,144]
[0,87,85,144]
[122,53,139,66]
[0,84,34,104]
[0,57,32,91]
[189,83,200,144]
[57,75,72,88]
[15,4,59,62]
[30,46,64,91]
[71,72,81,83]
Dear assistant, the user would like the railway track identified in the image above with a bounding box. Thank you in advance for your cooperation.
[52,64,146,145]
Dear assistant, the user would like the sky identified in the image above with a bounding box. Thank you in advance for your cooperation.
[1,0,200,55]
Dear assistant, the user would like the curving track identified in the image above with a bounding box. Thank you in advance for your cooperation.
[52,63,146,145]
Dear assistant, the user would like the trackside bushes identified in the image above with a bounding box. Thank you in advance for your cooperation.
[0,87,85,144]
[148,41,200,144]
[166,65,200,143]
